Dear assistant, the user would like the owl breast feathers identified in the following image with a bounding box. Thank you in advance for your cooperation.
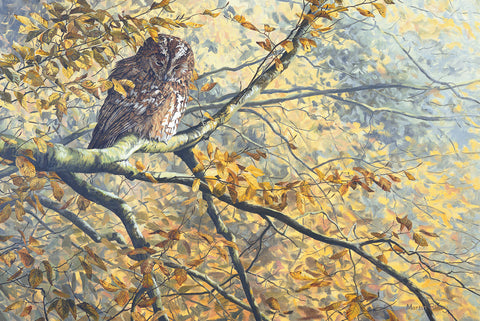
[88,35,194,149]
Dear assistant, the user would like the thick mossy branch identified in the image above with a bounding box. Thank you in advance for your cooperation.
[56,171,148,249]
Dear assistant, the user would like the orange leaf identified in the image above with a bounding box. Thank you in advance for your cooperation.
[16,156,36,177]
[28,268,43,288]
[280,40,294,52]
[200,82,217,92]
[264,24,275,32]
[404,171,416,180]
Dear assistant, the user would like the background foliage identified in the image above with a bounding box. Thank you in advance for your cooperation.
[0,0,479,320]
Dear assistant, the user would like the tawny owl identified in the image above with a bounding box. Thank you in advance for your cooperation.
[88,35,194,149]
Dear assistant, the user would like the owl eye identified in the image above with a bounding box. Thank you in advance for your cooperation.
[154,60,164,67]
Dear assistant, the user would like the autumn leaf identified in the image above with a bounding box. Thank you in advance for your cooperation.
[0,204,11,223]
[28,268,43,288]
[51,181,64,201]
[413,232,428,247]
[200,82,217,92]
[357,7,375,17]
[319,301,343,311]
[265,297,280,310]
[241,21,258,31]
[404,170,416,180]
[373,3,387,17]
[203,9,220,18]
[290,271,316,281]
[77,302,99,321]
[330,249,348,260]
[18,248,34,267]
[280,40,294,52]
[361,289,378,300]
[173,268,187,285]
[16,156,36,177]
[115,290,130,306]
[150,0,169,10]
[396,215,412,231]
[264,24,275,32]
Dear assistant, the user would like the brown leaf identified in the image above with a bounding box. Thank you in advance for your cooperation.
[131,311,147,321]
[150,0,169,10]
[374,176,392,192]
[241,21,258,31]
[396,215,412,231]
[29,268,43,288]
[339,184,349,196]
[142,273,154,288]
[51,181,64,201]
[77,302,99,321]
[329,249,348,260]
[19,305,32,317]
[53,289,71,298]
[115,290,130,306]
[76,196,90,211]
[265,297,280,310]
[135,160,145,171]
[7,268,23,281]
[18,248,34,267]
[413,232,429,247]
[419,229,439,237]
[361,289,378,300]
[202,9,220,17]
[371,232,386,238]
[0,204,12,223]
[173,268,187,285]
[388,174,401,182]
[42,260,53,285]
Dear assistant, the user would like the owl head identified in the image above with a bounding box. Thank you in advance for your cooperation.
[136,35,194,85]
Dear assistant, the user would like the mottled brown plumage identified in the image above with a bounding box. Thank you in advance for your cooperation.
[88,35,194,149]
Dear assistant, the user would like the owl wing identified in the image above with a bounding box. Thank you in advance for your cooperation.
[88,81,187,149]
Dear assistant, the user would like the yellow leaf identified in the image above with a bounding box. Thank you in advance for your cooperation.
[148,27,159,42]
[280,40,294,52]
[51,181,64,201]
[203,9,220,17]
[245,165,264,177]
[346,302,361,320]
[16,156,36,177]
[373,3,387,17]
[404,171,416,180]
[274,58,284,72]
[33,137,48,153]
[4,301,23,312]
[99,279,120,292]
[144,172,158,183]
[243,172,261,190]
[289,271,316,281]
[192,178,201,192]
[150,0,169,10]
[185,21,204,28]
[264,24,275,32]
[200,82,217,92]
[14,15,33,27]
[234,15,246,23]
[30,12,48,28]
[356,7,375,17]
[112,79,127,97]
